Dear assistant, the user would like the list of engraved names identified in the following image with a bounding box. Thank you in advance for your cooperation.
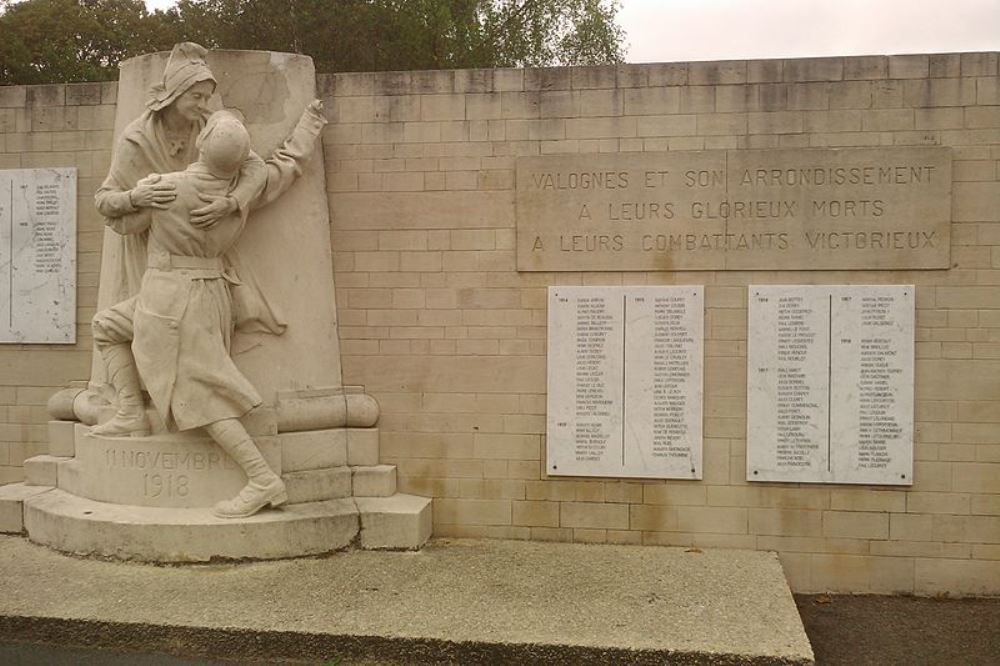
[647,293,698,464]
[573,295,617,464]
[548,286,703,479]
[0,168,76,343]
[747,285,913,485]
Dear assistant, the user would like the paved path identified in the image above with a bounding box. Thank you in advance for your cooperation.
[0,535,812,664]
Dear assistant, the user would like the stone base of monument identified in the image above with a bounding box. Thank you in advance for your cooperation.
[3,418,432,562]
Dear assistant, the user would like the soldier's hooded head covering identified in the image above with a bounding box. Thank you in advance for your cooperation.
[146,42,217,112]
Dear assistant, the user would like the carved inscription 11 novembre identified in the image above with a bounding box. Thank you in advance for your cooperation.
[516,147,951,271]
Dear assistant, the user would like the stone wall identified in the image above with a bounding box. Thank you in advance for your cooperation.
[0,82,116,484]
[2,53,999,593]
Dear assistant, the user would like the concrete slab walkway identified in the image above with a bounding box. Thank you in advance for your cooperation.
[0,535,813,664]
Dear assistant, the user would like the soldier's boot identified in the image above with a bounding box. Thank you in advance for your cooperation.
[208,418,287,519]
[91,343,150,437]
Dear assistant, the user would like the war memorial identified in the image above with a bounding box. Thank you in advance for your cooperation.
[0,43,997,662]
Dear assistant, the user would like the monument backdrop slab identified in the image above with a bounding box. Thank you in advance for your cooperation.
[747,285,914,485]
[547,286,703,479]
[516,147,950,271]
[0,168,76,343]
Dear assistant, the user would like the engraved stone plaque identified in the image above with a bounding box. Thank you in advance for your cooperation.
[517,147,950,272]
[0,168,76,343]
[547,286,703,479]
[747,285,914,485]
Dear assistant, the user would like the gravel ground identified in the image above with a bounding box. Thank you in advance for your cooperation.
[796,594,1000,665]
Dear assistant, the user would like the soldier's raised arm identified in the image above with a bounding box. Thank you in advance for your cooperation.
[251,100,328,209]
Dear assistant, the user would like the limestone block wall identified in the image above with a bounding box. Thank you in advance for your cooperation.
[316,54,1000,595]
[0,82,116,484]
[0,53,998,594]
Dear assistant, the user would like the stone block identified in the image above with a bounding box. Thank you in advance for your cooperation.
[960,52,999,77]
[454,69,492,94]
[280,428,347,472]
[783,57,843,82]
[512,500,559,527]
[420,94,466,121]
[748,60,783,83]
[412,70,454,94]
[26,85,65,107]
[65,83,102,106]
[524,67,570,91]
[929,54,961,78]
[889,55,930,79]
[352,465,397,497]
[99,81,117,104]
[822,511,889,539]
[434,498,511,525]
[904,78,976,107]
[347,428,380,466]
[48,420,76,457]
[0,86,27,108]
[22,456,63,487]
[0,483,51,533]
[560,502,628,530]
[828,81,873,109]
[356,494,432,549]
[689,60,747,85]
[750,508,823,537]
[623,88,680,115]
[570,65,615,90]
[283,467,352,504]
[830,489,906,512]
[676,506,748,534]
[915,558,1000,596]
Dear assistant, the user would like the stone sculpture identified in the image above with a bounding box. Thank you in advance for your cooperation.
[92,106,326,517]
[94,42,266,319]
[3,44,431,561]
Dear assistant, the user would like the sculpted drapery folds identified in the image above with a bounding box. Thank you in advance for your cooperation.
[94,42,277,325]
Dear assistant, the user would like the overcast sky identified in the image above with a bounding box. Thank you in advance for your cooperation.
[144,0,1000,63]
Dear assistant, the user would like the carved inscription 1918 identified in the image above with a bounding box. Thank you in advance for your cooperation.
[516,148,950,272]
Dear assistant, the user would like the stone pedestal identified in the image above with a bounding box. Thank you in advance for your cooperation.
[6,420,431,561]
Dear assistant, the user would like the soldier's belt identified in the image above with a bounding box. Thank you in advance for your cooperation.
[147,253,240,283]
[148,254,225,271]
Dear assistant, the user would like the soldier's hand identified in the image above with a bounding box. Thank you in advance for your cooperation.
[191,193,237,228]
[129,177,175,210]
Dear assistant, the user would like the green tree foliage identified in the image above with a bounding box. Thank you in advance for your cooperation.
[0,0,168,84]
[0,0,625,85]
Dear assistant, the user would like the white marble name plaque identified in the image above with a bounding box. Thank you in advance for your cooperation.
[747,285,914,485]
[0,168,76,343]
[547,286,703,479]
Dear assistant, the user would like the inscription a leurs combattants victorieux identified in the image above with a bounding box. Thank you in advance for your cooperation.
[515,147,951,272]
